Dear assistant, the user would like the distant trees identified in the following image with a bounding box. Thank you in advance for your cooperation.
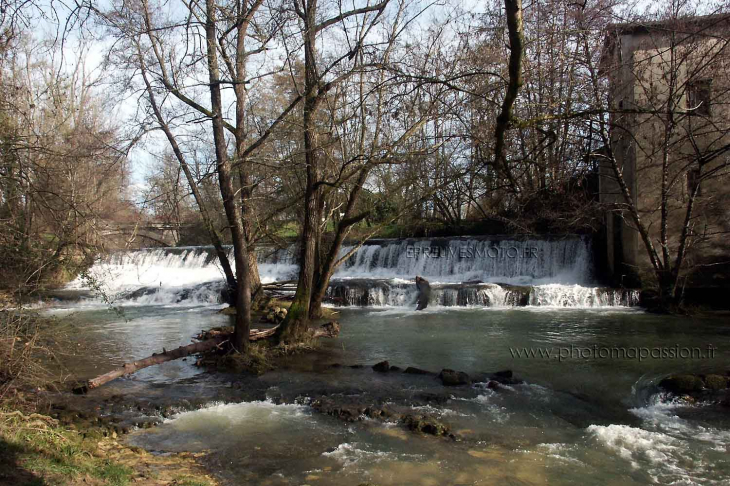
[0,35,132,292]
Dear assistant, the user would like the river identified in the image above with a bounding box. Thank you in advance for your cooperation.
[42,238,730,485]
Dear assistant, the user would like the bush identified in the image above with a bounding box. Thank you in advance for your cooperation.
[0,311,58,401]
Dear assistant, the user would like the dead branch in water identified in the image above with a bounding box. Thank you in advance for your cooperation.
[77,322,340,393]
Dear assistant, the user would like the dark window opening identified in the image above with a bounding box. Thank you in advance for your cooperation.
[687,79,712,116]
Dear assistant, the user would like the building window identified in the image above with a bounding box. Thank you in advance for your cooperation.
[687,167,701,197]
[687,79,712,116]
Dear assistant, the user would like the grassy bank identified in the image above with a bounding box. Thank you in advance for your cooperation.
[0,406,217,486]
[1,308,218,486]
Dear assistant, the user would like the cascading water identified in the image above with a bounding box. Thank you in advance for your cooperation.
[65,236,639,308]
[335,237,593,284]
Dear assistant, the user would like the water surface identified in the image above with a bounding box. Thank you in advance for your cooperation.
[48,302,730,485]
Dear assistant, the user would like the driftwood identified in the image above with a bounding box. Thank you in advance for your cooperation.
[261,280,296,288]
[415,276,431,311]
[76,322,341,393]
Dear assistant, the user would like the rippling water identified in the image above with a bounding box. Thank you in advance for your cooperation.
[46,301,730,485]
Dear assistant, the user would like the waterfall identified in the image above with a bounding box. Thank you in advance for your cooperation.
[333,237,592,285]
[325,280,638,308]
[64,236,639,308]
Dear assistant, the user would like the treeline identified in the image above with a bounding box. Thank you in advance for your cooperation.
[96,0,628,347]
[2,0,728,322]
[138,0,617,244]
[0,22,139,292]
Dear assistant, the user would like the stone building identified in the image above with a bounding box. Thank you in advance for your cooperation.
[598,14,730,300]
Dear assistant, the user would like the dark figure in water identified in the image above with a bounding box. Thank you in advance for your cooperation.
[415,276,431,310]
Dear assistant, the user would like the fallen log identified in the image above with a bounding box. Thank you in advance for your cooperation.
[261,280,296,288]
[76,322,341,393]
[74,337,227,393]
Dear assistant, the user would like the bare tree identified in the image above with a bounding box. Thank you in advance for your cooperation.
[1,36,131,292]
[274,0,391,341]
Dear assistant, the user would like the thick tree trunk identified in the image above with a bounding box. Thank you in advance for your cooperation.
[205,0,251,352]
[276,3,320,343]
[309,210,369,319]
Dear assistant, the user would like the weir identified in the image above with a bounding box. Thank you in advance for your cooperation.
[66,236,639,308]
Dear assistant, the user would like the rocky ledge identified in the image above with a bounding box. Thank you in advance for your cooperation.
[658,372,730,405]
[370,360,523,388]
[307,362,524,439]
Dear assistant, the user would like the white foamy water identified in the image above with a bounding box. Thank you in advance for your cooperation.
[65,248,298,304]
[588,424,682,470]
[127,399,344,459]
[529,284,639,307]
[326,281,638,308]
[163,400,311,425]
[322,442,406,468]
[64,238,638,308]
[589,397,730,485]
[630,393,730,449]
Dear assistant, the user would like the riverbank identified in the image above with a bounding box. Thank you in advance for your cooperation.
[1,304,219,486]
[0,398,217,486]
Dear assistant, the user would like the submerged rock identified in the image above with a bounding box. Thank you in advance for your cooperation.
[373,360,390,373]
[659,374,705,394]
[439,369,471,386]
[658,372,730,401]
[414,392,450,405]
[487,369,524,386]
[401,414,452,438]
[704,374,729,391]
[403,366,436,375]
[310,397,365,422]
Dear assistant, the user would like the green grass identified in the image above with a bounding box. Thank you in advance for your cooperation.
[0,410,133,486]
[274,221,299,238]
[99,463,133,486]
[174,477,215,486]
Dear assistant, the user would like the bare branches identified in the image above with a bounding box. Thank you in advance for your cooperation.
[493,0,524,194]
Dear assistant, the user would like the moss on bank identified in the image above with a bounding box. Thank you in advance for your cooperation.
[218,297,339,320]
[195,330,321,375]
[0,407,217,486]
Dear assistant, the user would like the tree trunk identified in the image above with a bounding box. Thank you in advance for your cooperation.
[309,180,370,319]
[231,2,264,311]
[205,0,251,352]
[493,0,525,192]
[136,50,237,292]
[276,2,321,343]
[77,337,226,392]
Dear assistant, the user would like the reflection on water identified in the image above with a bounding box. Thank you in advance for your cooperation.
[47,303,730,485]
[47,304,231,382]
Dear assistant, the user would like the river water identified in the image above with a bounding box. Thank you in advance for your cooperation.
[43,239,730,485]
